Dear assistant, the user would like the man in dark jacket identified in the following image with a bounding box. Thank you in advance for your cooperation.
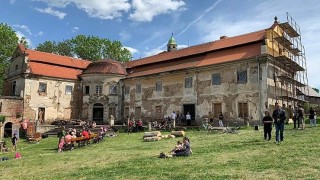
[272,102,286,144]
[309,107,317,127]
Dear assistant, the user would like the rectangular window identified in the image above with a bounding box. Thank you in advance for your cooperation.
[156,106,162,120]
[136,84,141,94]
[156,81,162,92]
[12,81,16,96]
[212,73,221,85]
[85,86,90,95]
[124,107,129,119]
[65,85,73,95]
[15,65,18,70]
[109,85,117,94]
[237,70,247,83]
[38,82,47,93]
[185,77,193,88]
[96,85,102,94]
[125,86,130,95]
[238,102,248,118]
[135,107,141,119]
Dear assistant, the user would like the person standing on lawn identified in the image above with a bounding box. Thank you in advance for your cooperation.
[309,107,317,127]
[272,102,286,144]
[262,111,273,141]
[218,112,224,127]
[11,133,18,151]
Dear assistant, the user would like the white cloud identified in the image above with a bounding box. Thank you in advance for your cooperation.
[34,0,130,20]
[178,44,188,49]
[16,31,32,47]
[129,0,186,22]
[143,48,164,57]
[72,26,79,33]
[123,46,139,55]
[35,7,67,19]
[12,24,32,35]
[119,30,131,42]
[37,31,43,36]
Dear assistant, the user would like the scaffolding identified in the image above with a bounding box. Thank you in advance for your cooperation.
[270,12,309,108]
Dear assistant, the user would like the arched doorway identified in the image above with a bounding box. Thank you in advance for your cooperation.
[93,103,104,125]
[4,122,13,138]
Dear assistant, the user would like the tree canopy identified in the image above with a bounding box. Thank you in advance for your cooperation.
[36,35,132,62]
[0,23,27,94]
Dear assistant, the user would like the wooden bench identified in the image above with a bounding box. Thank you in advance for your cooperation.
[66,134,98,148]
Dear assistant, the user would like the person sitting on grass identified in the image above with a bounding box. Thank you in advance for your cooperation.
[2,141,8,152]
[82,129,90,145]
[172,137,192,157]
[170,140,183,154]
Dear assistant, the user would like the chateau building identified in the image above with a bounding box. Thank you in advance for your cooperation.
[0,16,309,130]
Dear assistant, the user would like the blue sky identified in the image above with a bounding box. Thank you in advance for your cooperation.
[0,0,319,90]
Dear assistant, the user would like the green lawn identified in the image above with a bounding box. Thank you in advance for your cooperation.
[1,124,320,180]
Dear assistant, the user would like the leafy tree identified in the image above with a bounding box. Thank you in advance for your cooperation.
[56,40,74,57]
[0,23,26,94]
[36,35,132,62]
[313,88,319,94]
[36,41,57,53]
[104,40,132,62]
[72,35,105,61]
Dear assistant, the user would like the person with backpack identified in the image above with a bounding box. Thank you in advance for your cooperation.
[272,102,286,144]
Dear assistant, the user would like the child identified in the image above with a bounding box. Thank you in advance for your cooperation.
[58,136,65,153]
[11,134,18,152]
[2,141,8,152]
[170,140,183,154]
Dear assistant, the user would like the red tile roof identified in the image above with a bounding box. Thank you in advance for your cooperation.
[125,29,266,69]
[26,49,91,69]
[17,45,91,80]
[126,42,262,78]
[82,59,127,75]
[28,62,84,80]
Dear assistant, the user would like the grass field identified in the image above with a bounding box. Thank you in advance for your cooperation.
[1,124,320,180]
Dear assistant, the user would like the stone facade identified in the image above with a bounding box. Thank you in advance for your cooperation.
[123,58,269,125]
[81,74,124,124]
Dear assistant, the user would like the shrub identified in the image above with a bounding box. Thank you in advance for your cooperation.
[0,115,5,123]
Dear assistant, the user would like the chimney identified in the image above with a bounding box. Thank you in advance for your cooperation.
[261,39,267,55]
[220,36,228,40]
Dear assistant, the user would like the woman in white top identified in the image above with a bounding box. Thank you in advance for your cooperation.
[186,112,191,126]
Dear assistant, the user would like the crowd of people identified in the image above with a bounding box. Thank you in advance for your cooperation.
[128,119,143,132]
[57,125,111,152]
[262,102,317,144]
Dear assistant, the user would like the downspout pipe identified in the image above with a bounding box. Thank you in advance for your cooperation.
[257,56,262,124]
